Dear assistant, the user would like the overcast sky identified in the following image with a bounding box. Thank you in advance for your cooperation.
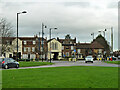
[0,0,119,51]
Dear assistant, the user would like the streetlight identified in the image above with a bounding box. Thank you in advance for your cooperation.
[49,28,57,63]
[91,33,94,41]
[41,23,47,62]
[16,11,27,62]
[103,29,107,38]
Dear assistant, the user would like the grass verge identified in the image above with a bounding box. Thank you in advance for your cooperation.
[19,61,54,67]
[2,66,118,88]
[104,61,120,64]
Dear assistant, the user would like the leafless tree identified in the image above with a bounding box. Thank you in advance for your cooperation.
[0,18,15,56]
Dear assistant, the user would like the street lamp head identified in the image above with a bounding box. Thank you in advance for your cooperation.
[45,25,47,28]
[54,28,57,29]
[22,11,27,13]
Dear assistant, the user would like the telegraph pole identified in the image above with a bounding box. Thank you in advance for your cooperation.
[39,32,40,60]
[41,23,47,62]
[111,27,113,52]
[91,33,94,40]
[42,23,44,62]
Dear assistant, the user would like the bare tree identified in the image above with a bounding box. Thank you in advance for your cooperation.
[0,18,15,56]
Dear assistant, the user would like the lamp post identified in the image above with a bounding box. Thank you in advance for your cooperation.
[41,23,47,62]
[16,11,27,62]
[49,28,57,63]
[103,29,107,38]
[91,33,94,40]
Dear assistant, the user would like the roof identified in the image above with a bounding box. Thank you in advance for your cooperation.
[2,37,45,41]
[76,42,104,49]
[90,41,104,49]
[47,38,61,43]
[76,43,91,49]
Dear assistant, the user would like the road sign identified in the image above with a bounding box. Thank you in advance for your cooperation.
[74,49,76,52]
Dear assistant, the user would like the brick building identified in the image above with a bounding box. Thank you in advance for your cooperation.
[76,41,104,59]
[57,34,76,58]
[2,36,47,59]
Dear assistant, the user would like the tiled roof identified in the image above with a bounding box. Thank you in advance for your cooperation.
[76,42,104,49]
[90,41,104,49]
[76,43,91,49]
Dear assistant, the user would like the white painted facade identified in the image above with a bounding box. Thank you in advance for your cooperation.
[47,39,62,60]
[3,38,22,58]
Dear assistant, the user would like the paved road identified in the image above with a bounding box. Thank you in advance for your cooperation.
[1,60,119,70]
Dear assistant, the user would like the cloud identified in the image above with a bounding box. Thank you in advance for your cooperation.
[1,1,118,50]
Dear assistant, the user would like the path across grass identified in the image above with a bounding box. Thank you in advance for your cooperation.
[19,61,54,67]
[2,66,118,88]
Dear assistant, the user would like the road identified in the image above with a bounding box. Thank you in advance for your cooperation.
[1,60,119,70]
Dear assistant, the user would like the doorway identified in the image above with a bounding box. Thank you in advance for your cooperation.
[53,52,59,60]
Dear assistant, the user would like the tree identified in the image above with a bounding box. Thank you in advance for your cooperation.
[0,18,15,56]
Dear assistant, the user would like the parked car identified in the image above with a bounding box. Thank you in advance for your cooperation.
[108,56,117,61]
[118,55,120,59]
[0,58,19,69]
[85,56,93,63]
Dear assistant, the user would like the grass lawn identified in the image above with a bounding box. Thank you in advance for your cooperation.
[2,66,118,88]
[104,61,120,64]
[19,61,54,67]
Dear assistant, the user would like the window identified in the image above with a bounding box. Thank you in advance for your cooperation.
[32,47,35,52]
[71,46,74,50]
[78,49,81,53]
[22,54,28,59]
[99,49,102,53]
[52,42,54,50]
[24,41,26,45]
[70,41,72,44]
[33,41,36,44]
[28,47,30,52]
[24,47,26,52]
[55,42,58,50]
[62,46,64,50]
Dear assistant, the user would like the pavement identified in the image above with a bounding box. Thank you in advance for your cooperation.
[1,60,119,70]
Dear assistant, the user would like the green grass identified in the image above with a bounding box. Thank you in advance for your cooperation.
[104,61,120,64]
[2,66,118,88]
[19,61,54,67]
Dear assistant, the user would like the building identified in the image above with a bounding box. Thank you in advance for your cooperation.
[57,34,76,58]
[1,34,106,60]
[2,35,47,59]
[47,38,62,60]
[76,41,104,59]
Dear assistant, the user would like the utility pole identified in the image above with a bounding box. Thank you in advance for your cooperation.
[41,23,47,62]
[39,32,40,60]
[91,33,94,41]
[16,11,27,62]
[49,28,57,63]
[111,27,113,52]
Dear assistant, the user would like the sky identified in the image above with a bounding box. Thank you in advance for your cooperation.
[0,0,119,51]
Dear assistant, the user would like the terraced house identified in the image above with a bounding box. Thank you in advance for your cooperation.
[1,35,47,60]
[1,34,107,60]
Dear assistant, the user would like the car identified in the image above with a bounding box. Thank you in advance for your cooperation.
[0,58,19,69]
[85,56,93,63]
[109,56,117,61]
[118,55,120,59]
